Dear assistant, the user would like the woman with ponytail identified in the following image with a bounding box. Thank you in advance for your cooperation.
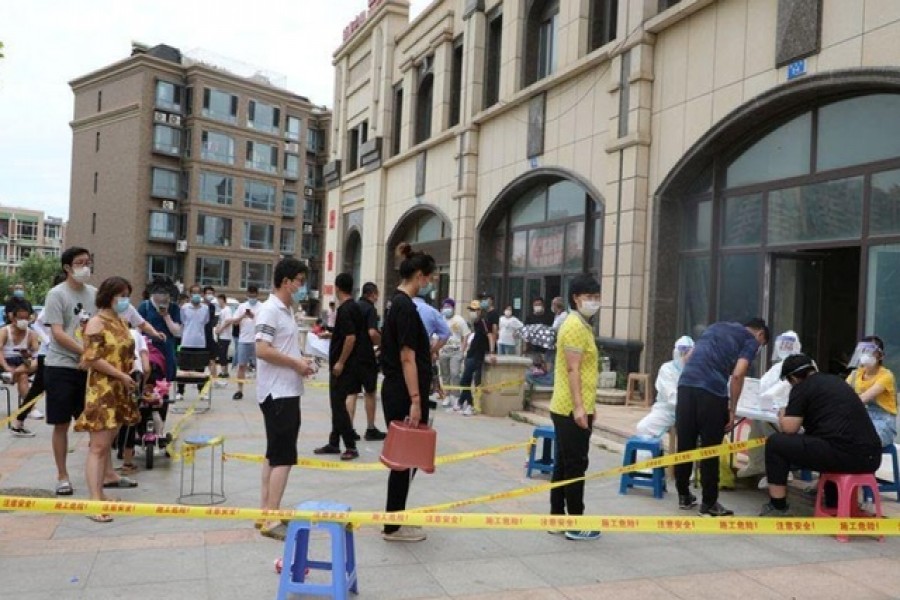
[379,242,436,542]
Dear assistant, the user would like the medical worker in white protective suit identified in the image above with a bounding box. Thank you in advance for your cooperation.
[736,330,802,486]
[636,336,694,438]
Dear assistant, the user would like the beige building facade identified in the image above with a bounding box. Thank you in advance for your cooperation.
[327,0,900,376]
[0,206,66,275]
[68,44,330,306]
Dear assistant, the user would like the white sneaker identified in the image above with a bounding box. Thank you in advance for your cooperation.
[214,380,228,388]
[441,398,452,407]
[382,526,426,542]
[461,405,474,417]
[175,393,184,402]
[28,409,44,420]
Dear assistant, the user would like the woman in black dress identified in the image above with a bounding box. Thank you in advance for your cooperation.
[379,242,436,542]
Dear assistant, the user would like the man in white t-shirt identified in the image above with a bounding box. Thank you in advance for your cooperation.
[220,285,260,400]
[254,258,316,540]
[214,294,233,378]
[176,284,210,400]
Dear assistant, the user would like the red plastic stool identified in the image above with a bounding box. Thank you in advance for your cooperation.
[814,472,883,542]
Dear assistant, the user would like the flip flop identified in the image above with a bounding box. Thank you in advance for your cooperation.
[103,477,138,488]
[88,514,114,523]
[259,523,287,541]
[55,480,74,496]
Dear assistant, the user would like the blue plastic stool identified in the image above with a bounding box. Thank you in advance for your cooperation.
[619,436,666,499]
[863,444,900,503]
[526,425,557,478]
[276,500,358,600]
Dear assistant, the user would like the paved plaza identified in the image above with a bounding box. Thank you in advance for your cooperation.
[2,375,900,599]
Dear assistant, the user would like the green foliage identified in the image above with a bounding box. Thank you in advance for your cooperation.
[0,41,4,59]
[13,254,61,305]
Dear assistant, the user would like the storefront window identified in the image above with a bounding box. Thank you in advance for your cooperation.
[510,187,545,227]
[566,221,585,270]
[866,244,900,375]
[767,177,863,245]
[527,226,564,271]
[681,199,711,250]
[548,180,585,219]
[817,95,900,172]
[718,254,760,323]
[510,230,527,273]
[678,255,709,338]
[726,112,811,189]
[721,193,762,247]
[870,169,900,237]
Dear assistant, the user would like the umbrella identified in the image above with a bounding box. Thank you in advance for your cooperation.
[519,324,557,350]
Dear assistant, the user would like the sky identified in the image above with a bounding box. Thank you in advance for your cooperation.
[0,0,429,221]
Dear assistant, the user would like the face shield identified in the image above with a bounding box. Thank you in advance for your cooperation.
[672,335,694,371]
[850,341,882,368]
[773,331,801,362]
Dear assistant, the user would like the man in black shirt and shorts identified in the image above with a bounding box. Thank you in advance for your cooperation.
[315,273,363,460]
[759,354,882,516]
[348,281,385,441]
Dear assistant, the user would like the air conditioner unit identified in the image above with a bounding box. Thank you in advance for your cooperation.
[168,114,182,126]
[303,224,313,234]
[304,187,313,197]
[285,142,299,153]
[154,111,167,123]
[161,200,176,211]
[175,240,188,253]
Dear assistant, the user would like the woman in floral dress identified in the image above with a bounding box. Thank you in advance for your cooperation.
[75,276,141,522]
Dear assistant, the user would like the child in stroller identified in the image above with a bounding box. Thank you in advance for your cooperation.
[115,332,172,471]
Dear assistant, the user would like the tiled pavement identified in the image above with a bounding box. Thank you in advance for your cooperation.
[2,374,900,599]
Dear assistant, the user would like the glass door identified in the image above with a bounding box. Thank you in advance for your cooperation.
[524,278,542,321]
[768,252,824,368]
[866,244,900,376]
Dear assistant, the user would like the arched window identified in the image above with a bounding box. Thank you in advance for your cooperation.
[414,57,434,144]
[524,0,560,87]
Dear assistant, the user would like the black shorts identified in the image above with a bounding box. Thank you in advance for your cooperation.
[45,366,87,425]
[259,395,300,467]
[205,335,217,356]
[216,339,230,366]
[339,364,377,396]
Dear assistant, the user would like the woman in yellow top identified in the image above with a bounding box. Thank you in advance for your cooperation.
[75,276,142,522]
[549,273,601,541]
[847,335,897,447]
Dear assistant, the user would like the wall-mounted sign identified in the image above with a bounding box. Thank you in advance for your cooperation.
[342,0,386,42]
[329,209,337,230]
[787,58,807,80]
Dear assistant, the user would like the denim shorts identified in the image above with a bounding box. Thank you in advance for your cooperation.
[235,342,256,366]
[868,403,897,447]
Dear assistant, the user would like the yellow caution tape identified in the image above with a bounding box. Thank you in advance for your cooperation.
[0,495,896,536]
[166,379,213,461]
[0,396,38,430]
[223,440,533,471]
[410,438,767,513]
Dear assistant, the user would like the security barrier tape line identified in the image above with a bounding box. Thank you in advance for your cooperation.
[0,496,897,536]
[0,396,39,430]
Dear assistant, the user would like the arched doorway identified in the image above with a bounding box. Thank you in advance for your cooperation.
[344,229,362,298]
[384,207,452,305]
[477,169,604,322]
[652,71,900,377]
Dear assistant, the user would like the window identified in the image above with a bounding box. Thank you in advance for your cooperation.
[282,191,297,217]
[196,257,230,287]
[816,94,900,172]
[315,164,324,188]
[303,198,322,224]
[43,223,62,240]
[280,228,296,254]
[93,172,98,194]
[148,211,177,240]
[484,10,503,108]
[726,113,811,189]
[658,0,682,12]
[155,80,183,112]
[97,90,102,112]
[201,130,235,164]
[347,127,360,172]
[148,255,179,281]
[243,221,275,250]
[196,214,232,247]
[202,87,238,123]
[392,84,404,156]
[305,160,316,187]
[590,0,618,51]
[415,59,434,144]
[153,124,181,155]
[16,220,37,241]
[525,0,559,86]
[199,171,233,205]
[151,167,180,199]
[244,180,276,212]
[245,140,278,174]
[95,131,100,152]
[248,99,280,134]
[92,213,96,234]
[241,261,273,290]
[307,127,323,153]
[286,115,302,141]
[301,234,320,258]
[449,38,463,127]
[284,153,300,179]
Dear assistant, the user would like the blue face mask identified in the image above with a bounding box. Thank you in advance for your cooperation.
[417,282,435,298]
[292,284,308,304]
[13,289,24,298]
[191,294,201,304]
[115,298,131,314]
[480,300,490,310]
[248,298,258,306]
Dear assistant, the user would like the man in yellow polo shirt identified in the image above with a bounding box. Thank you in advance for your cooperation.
[549,273,601,541]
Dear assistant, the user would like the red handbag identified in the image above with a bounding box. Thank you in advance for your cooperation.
[380,419,437,473]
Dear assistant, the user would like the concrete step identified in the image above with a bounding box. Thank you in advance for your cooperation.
[514,400,635,453]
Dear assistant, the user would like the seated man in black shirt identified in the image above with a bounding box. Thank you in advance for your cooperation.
[760,354,882,516]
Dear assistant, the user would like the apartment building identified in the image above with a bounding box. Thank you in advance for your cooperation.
[0,206,66,275]
[325,0,900,376]
[68,43,330,306]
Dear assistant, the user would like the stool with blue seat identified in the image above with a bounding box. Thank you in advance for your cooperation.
[814,472,883,543]
[876,444,900,501]
[526,425,557,478]
[619,436,666,499]
[277,500,358,600]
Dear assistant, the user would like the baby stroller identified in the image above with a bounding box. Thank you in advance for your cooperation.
[138,343,172,469]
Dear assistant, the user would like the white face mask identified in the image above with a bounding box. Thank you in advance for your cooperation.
[578,300,601,318]
[72,266,91,283]
[533,305,543,314]
[504,310,512,318]
[859,354,877,368]
[441,308,453,318]
[15,319,29,331]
